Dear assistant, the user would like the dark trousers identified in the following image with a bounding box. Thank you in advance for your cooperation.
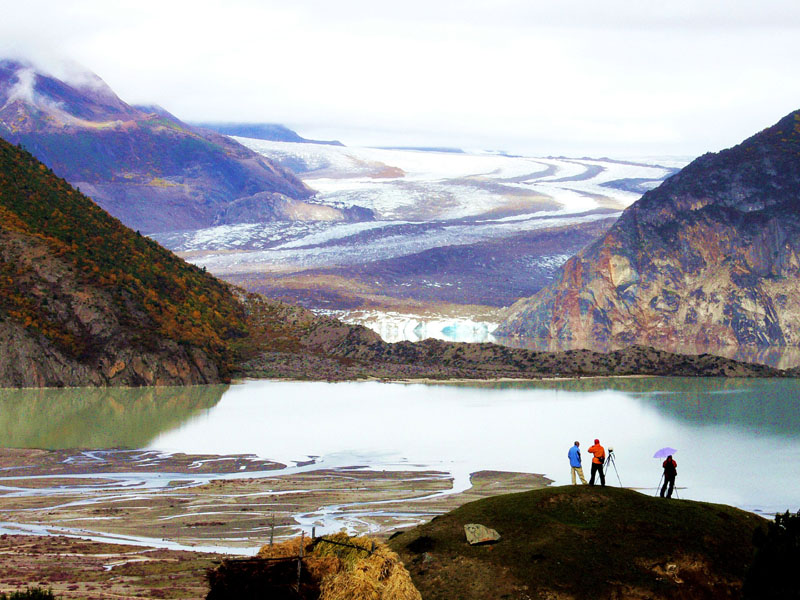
[589,462,605,486]
[660,475,675,498]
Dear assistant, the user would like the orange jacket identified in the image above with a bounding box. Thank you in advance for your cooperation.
[588,443,605,464]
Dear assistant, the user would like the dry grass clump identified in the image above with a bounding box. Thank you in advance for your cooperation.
[256,535,314,559]
[305,556,342,583]
[320,568,382,600]
[380,560,421,600]
[314,533,421,600]
[250,532,421,599]
[313,532,374,568]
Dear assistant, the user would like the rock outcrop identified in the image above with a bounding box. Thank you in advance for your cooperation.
[496,110,800,350]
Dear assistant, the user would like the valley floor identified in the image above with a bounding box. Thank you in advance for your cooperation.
[0,535,221,600]
[0,449,548,598]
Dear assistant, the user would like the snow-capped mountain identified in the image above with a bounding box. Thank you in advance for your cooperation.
[0,59,327,233]
[153,140,689,341]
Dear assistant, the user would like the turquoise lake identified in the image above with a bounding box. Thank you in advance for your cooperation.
[1,377,798,515]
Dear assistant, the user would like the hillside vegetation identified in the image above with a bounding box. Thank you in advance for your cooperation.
[0,136,247,385]
[389,486,767,600]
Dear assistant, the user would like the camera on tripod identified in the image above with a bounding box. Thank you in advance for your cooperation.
[603,446,621,486]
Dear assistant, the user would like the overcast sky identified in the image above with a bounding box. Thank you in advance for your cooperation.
[2,0,800,157]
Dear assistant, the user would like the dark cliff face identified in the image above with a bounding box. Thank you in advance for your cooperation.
[0,60,318,233]
[0,137,249,387]
[496,110,800,350]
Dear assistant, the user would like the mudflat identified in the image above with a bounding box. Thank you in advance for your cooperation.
[0,448,548,598]
[0,535,223,600]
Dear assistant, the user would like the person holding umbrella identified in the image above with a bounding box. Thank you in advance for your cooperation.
[653,447,678,498]
[661,455,678,498]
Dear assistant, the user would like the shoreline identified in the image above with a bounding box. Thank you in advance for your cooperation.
[0,448,551,555]
[1,369,793,392]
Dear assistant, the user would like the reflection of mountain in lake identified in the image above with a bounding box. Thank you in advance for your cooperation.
[454,377,800,438]
[643,379,800,438]
[502,338,800,370]
[0,385,227,449]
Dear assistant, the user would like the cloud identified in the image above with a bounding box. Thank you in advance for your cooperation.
[1,0,799,155]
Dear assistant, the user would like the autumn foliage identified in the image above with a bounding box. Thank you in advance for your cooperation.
[0,137,247,378]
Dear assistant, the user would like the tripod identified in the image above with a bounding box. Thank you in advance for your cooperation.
[603,450,622,487]
[655,473,680,499]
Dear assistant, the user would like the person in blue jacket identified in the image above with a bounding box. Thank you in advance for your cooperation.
[568,441,587,485]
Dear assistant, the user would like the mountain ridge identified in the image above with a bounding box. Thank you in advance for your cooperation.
[496,109,800,351]
[0,59,366,233]
[0,136,249,386]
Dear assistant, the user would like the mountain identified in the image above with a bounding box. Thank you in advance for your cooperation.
[496,110,800,351]
[0,136,249,386]
[0,59,359,234]
[195,122,343,146]
[0,132,790,387]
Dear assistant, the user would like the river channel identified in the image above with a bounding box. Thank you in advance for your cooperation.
[0,377,798,552]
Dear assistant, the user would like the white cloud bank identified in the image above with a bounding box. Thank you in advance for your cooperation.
[1,0,800,156]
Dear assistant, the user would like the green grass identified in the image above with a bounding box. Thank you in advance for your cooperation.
[390,485,767,600]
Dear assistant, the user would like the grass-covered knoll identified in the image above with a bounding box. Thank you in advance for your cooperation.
[389,485,767,600]
[0,137,247,378]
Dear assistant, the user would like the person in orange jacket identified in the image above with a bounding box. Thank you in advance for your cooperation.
[588,438,606,486]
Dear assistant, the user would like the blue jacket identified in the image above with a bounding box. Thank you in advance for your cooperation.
[568,445,582,467]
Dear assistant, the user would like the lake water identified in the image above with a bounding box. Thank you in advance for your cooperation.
[2,377,799,515]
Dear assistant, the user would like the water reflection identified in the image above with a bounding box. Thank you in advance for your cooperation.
[0,379,797,514]
[450,377,800,437]
[147,378,800,514]
[0,385,227,449]
[499,338,800,370]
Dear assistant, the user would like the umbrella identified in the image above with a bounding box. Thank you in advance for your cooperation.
[653,447,677,458]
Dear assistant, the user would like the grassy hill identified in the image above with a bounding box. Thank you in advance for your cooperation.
[389,485,767,600]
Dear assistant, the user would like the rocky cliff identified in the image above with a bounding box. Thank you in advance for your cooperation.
[0,60,361,233]
[0,137,248,386]
[496,110,800,350]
